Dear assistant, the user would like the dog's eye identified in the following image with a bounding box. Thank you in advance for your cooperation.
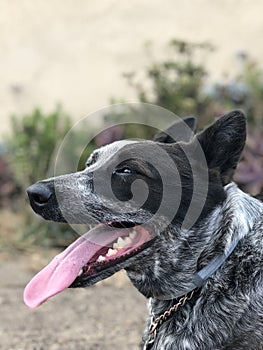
[114,166,132,175]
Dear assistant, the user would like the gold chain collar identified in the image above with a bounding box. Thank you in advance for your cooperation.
[144,290,196,350]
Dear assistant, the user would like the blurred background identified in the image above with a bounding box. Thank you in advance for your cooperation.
[0,1,263,349]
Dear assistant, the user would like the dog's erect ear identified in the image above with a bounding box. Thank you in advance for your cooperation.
[195,110,247,184]
[153,116,196,143]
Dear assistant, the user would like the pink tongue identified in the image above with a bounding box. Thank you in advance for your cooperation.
[23,225,124,308]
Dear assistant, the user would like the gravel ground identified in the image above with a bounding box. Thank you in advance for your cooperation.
[0,254,147,350]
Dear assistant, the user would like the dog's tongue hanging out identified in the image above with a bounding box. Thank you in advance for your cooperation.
[23,225,117,308]
[24,224,151,308]
[23,225,124,308]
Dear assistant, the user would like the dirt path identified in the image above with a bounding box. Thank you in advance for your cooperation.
[0,254,147,350]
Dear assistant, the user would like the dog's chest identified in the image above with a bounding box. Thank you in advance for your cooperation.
[143,320,183,350]
[142,303,190,350]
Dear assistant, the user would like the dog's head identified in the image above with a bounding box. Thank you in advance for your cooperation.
[24,111,246,307]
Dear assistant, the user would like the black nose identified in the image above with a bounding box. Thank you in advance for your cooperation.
[27,183,53,207]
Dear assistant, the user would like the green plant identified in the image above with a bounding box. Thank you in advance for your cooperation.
[8,106,72,188]
[210,53,263,127]
[125,39,215,127]
[120,40,263,195]
[6,106,77,247]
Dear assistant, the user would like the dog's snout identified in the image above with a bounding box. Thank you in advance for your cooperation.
[27,183,53,207]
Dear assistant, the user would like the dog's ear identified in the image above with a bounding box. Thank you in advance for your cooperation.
[153,116,196,143]
[195,110,247,184]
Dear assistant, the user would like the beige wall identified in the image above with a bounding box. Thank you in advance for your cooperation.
[1,0,263,135]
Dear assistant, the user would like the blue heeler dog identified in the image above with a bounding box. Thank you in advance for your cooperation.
[24,110,263,349]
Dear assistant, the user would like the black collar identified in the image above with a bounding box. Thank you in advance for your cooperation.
[155,237,241,301]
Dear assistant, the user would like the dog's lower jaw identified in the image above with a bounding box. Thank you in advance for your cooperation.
[125,269,152,299]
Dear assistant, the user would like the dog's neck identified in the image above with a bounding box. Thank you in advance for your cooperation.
[151,183,262,303]
[142,184,263,349]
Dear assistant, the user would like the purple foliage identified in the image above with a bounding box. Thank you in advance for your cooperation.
[235,131,263,195]
[95,125,125,146]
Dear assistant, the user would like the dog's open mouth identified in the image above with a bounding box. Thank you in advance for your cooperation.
[23,222,154,308]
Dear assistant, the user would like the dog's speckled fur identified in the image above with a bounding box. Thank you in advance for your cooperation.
[27,111,263,349]
[140,184,263,349]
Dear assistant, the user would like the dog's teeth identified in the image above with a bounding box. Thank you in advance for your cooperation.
[78,268,84,276]
[117,237,125,245]
[97,255,106,262]
[124,237,132,245]
[106,248,118,257]
[113,234,135,250]
[129,231,137,240]
[117,237,126,247]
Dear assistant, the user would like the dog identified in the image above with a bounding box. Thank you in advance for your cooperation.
[24,110,263,349]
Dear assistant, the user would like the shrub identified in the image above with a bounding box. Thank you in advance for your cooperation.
[8,106,72,188]
[124,39,215,127]
[6,106,77,247]
[121,40,263,195]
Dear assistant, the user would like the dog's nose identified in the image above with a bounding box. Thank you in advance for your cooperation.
[27,183,53,207]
